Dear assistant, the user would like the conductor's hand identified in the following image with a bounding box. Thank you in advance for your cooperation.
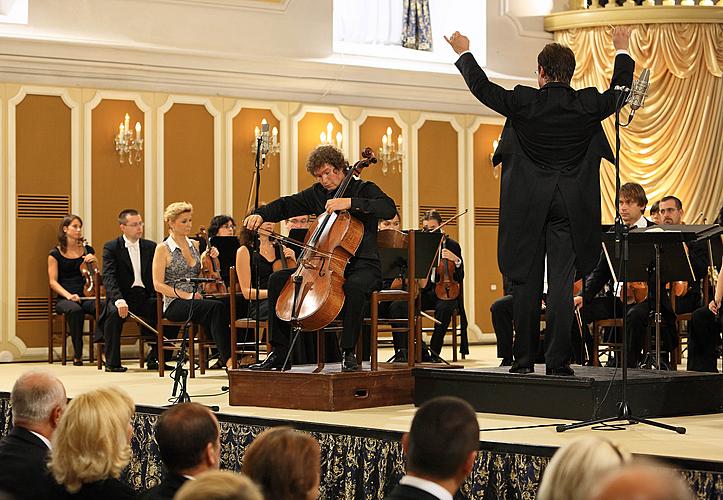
[244,214,264,231]
[612,26,631,51]
[325,198,351,214]
[444,31,470,55]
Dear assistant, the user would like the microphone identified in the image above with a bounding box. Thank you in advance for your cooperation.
[260,122,270,162]
[177,277,217,283]
[627,68,650,118]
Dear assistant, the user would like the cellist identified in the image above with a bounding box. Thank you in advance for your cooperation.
[243,145,397,372]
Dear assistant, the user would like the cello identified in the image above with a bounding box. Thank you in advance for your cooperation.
[274,147,377,331]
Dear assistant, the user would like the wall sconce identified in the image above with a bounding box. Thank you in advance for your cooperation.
[114,113,143,164]
[320,121,343,148]
[490,138,500,179]
[251,118,280,157]
[378,126,403,176]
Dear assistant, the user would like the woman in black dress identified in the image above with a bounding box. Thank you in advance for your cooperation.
[47,214,100,366]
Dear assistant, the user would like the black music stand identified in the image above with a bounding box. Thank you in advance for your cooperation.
[210,236,240,287]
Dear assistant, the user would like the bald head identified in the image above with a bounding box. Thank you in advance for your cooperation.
[10,370,66,437]
[590,463,693,500]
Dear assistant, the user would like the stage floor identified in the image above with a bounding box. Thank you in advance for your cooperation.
[2,344,722,465]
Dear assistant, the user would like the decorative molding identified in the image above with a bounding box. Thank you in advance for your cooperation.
[289,105,350,193]
[500,0,556,40]
[225,100,286,213]
[544,5,723,31]
[148,0,292,13]
[84,91,152,241]
[157,95,221,240]
[6,86,79,354]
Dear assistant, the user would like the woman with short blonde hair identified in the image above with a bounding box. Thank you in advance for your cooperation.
[48,386,136,498]
[537,435,631,500]
[174,470,263,500]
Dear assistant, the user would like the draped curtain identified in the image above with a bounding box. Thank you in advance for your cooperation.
[402,0,433,51]
[556,24,723,222]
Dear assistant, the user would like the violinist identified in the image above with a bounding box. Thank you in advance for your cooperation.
[207,214,239,287]
[235,217,296,320]
[284,215,310,259]
[244,145,396,372]
[95,209,157,372]
[47,214,101,366]
[576,183,653,368]
[649,200,661,225]
[687,254,722,372]
[152,202,232,370]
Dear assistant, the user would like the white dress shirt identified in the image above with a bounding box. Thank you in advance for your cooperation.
[115,235,145,309]
[398,476,452,500]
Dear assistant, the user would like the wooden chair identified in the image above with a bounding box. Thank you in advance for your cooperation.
[229,266,269,367]
[670,277,709,366]
[47,287,98,365]
[419,305,463,362]
[155,292,198,378]
[591,318,623,367]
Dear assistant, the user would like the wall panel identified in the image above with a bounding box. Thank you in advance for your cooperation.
[297,112,340,192]
[359,116,403,217]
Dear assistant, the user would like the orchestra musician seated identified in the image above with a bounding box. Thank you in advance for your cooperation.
[152,202,233,371]
[47,214,103,366]
[243,144,396,372]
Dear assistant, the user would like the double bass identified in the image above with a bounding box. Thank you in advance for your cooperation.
[275,147,377,331]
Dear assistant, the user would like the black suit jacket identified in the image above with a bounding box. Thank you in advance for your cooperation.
[0,426,57,499]
[385,483,443,500]
[55,477,136,499]
[139,473,187,500]
[455,51,635,282]
[95,236,156,340]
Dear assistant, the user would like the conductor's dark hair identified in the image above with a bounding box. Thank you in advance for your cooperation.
[422,209,443,225]
[620,183,648,208]
[537,43,576,85]
[155,402,219,472]
[208,214,235,238]
[660,196,683,210]
[306,145,346,175]
[407,396,479,480]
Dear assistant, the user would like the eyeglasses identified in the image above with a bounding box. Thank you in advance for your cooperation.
[123,222,145,228]
[222,223,236,229]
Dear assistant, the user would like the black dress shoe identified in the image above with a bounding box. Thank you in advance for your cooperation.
[499,358,513,367]
[341,351,359,372]
[249,351,291,371]
[146,360,173,371]
[72,359,83,366]
[509,363,534,374]
[546,364,575,376]
[105,365,128,373]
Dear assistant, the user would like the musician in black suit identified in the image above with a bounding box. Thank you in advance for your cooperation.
[0,370,66,498]
[95,209,158,371]
[385,396,478,500]
[447,27,635,375]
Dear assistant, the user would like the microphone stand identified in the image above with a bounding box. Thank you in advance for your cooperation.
[170,280,197,405]
[252,135,263,363]
[557,87,684,434]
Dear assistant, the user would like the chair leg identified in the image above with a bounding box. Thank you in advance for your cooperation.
[61,317,68,366]
[199,327,206,375]
[315,330,325,373]
[371,299,378,371]
[88,319,95,364]
[189,325,196,379]
[593,324,600,367]
[230,321,238,368]
[452,311,458,362]
[97,342,103,370]
[158,325,166,378]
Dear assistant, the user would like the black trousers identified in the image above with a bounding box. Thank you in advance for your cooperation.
[56,298,98,360]
[512,187,576,370]
[687,306,722,372]
[165,297,230,363]
[387,290,456,356]
[102,288,156,367]
[267,258,381,354]
[491,294,514,361]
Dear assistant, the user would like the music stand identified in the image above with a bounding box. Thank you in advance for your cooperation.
[288,228,309,259]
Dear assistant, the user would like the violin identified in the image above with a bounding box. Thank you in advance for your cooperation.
[275,147,377,331]
[434,234,460,301]
[79,238,104,298]
[271,235,296,272]
[198,226,228,295]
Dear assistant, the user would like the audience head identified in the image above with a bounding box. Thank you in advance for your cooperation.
[659,196,684,225]
[118,208,144,241]
[154,402,221,476]
[174,470,263,500]
[650,200,661,224]
[285,215,310,231]
[10,370,66,438]
[48,386,135,494]
[243,426,320,500]
[537,42,576,87]
[422,209,443,232]
[537,436,631,500]
[589,461,693,500]
[619,183,648,226]
[164,201,193,237]
[379,212,401,231]
[57,214,83,252]
[403,396,479,491]
[209,215,236,238]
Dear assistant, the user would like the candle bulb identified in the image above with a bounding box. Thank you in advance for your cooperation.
[326,122,333,140]
[382,135,388,153]
[336,131,342,148]
[254,126,259,138]
[320,131,326,144]
[272,126,278,144]
[261,118,267,126]
[119,123,125,139]
[124,113,130,134]
[386,126,392,140]
[135,121,141,138]
[397,134,403,148]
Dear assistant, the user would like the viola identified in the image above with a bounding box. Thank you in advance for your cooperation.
[271,236,296,272]
[275,147,377,331]
[198,226,228,295]
[434,234,460,301]
[79,238,104,298]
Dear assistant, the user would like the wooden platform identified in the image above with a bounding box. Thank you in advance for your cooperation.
[228,363,414,411]
[414,365,723,421]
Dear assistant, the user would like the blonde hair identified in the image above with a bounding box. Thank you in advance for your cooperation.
[174,470,263,500]
[48,386,135,493]
[537,436,631,500]
[164,201,193,224]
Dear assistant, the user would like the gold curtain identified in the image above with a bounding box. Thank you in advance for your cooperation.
[556,24,723,223]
